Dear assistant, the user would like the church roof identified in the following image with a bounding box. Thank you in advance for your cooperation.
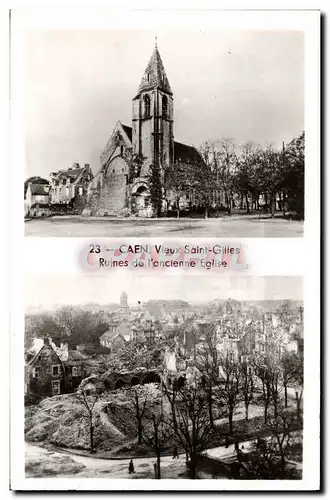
[137,46,172,96]
[121,125,202,165]
[174,141,203,165]
[122,125,132,142]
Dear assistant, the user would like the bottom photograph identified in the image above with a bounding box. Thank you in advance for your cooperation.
[24,274,303,481]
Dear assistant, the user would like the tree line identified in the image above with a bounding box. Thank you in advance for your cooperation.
[147,132,304,219]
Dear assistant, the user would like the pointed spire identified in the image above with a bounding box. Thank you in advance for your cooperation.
[137,44,172,96]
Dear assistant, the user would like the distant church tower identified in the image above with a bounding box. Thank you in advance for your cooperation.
[120,291,129,316]
[132,41,174,177]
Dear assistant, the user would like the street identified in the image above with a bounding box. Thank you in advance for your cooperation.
[25,442,191,479]
[25,215,303,238]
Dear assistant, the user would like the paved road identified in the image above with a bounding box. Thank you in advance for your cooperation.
[25,216,303,238]
[25,442,188,479]
[26,423,302,479]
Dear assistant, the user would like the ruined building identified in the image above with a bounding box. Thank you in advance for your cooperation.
[88,42,202,217]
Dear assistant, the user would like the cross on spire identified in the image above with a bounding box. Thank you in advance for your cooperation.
[155,36,158,48]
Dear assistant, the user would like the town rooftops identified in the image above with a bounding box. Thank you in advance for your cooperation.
[67,349,88,361]
[56,167,84,180]
[51,164,92,183]
[100,330,125,342]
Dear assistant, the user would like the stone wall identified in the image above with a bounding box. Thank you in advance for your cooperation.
[99,173,128,214]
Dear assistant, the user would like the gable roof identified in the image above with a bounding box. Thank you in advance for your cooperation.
[27,343,63,367]
[137,46,172,96]
[56,167,85,181]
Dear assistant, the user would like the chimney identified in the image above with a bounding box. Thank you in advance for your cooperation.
[52,336,60,347]
[84,163,90,168]
[43,338,50,346]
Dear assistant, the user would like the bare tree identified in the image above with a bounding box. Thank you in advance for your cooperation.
[164,161,192,218]
[195,324,219,428]
[74,380,99,453]
[280,352,298,408]
[109,384,159,445]
[193,149,216,219]
[265,405,301,477]
[142,408,169,479]
[200,139,237,213]
[291,354,303,418]
[240,360,254,421]
[214,354,242,435]
[164,380,213,479]
[253,349,281,424]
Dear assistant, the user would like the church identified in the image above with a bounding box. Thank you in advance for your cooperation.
[87,43,203,217]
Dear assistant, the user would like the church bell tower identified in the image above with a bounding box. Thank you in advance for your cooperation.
[132,42,174,178]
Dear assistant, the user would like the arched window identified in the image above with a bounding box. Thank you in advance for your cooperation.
[162,95,168,117]
[144,95,150,117]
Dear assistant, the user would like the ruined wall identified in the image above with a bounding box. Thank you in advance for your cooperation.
[100,160,128,213]
[88,156,129,215]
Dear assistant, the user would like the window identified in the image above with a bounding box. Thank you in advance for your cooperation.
[120,145,124,156]
[147,72,150,82]
[32,367,41,378]
[52,365,60,376]
[162,95,168,117]
[72,366,79,377]
[52,380,60,395]
[78,187,83,196]
[144,95,151,117]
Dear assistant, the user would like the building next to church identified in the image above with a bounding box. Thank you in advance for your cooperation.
[50,162,93,209]
[87,43,203,217]
[25,182,51,217]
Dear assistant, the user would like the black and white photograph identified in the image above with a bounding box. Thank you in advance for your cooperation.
[8,8,320,494]
[23,274,304,481]
[22,27,305,238]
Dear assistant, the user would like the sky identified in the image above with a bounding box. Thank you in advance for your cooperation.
[24,29,304,179]
[25,274,303,311]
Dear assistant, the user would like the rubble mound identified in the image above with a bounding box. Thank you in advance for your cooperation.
[25,394,129,451]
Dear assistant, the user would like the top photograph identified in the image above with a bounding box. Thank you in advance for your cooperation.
[23,29,305,238]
